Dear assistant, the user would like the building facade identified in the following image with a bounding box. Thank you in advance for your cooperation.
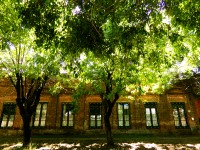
[0,79,200,136]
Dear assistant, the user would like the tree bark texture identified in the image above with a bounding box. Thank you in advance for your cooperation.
[102,97,116,146]
[22,113,32,147]
[104,112,114,146]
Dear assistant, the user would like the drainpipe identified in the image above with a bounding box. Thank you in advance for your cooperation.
[83,95,86,130]
[55,94,59,129]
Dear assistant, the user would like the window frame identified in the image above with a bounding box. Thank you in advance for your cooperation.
[0,103,16,128]
[89,103,102,129]
[117,103,131,129]
[61,103,74,128]
[32,102,48,128]
[144,102,159,129]
[171,102,189,129]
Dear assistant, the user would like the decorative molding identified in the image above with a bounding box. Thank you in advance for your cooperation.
[86,95,101,101]
[139,95,160,103]
[167,94,187,102]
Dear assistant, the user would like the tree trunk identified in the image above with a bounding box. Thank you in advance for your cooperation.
[22,113,32,147]
[13,74,48,147]
[104,113,114,146]
[102,97,115,146]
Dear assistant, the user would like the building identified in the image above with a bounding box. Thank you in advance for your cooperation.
[0,78,200,136]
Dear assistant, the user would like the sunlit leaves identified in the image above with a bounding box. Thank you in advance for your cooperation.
[20,0,64,47]
[13,0,200,97]
[0,0,63,83]
[166,0,200,32]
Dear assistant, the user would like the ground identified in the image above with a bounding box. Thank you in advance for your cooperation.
[0,134,199,149]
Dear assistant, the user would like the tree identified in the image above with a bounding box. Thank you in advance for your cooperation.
[18,0,200,146]
[72,31,182,145]
[67,0,200,146]
[72,51,166,145]
[169,67,200,96]
[163,0,200,71]
[0,0,62,147]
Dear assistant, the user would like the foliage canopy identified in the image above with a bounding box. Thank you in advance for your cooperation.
[1,0,200,146]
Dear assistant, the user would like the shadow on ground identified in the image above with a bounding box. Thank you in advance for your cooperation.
[1,142,200,150]
[1,134,199,149]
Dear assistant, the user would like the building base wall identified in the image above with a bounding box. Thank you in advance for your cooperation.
[0,128,198,137]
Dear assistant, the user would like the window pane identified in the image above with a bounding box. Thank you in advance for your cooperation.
[173,109,178,117]
[151,108,158,126]
[124,104,129,115]
[68,111,72,115]
[1,121,7,127]
[41,114,46,120]
[90,115,95,120]
[2,114,8,121]
[43,103,47,109]
[174,120,180,126]
[181,120,186,126]
[37,104,41,111]
[124,103,129,109]
[145,106,152,127]
[125,120,130,126]
[146,120,152,126]
[151,108,156,114]
[124,115,129,121]
[181,119,186,126]
[118,104,123,115]
[152,120,158,126]
[69,114,73,121]
[146,108,151,123]
[152,115,157,121]
[152,118,158,126]
[179,108,186,126]
[118,115,123,123]
[42,110,47,116]
[63,105,66,112]
[146,108,150,115]
[62,121,67,126]
[34,121,39,126]
[90,120,95,127]
[119,121,123,126]
[118,114,123,121]
[146,114,151,121]
[34,115,40,121]
[36,109,40,115]
[173,108,179,126]
[8,115,15,127]
[40,121,45,126]
[41,104,47,122]
[97,115,101,120]
[69,120,73,126]
[97,120,101,127]
[8,121,13,127]
[63,115,67,121]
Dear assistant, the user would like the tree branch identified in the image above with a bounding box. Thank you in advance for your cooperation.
[26,79,35,99]
[8,75,17,89]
